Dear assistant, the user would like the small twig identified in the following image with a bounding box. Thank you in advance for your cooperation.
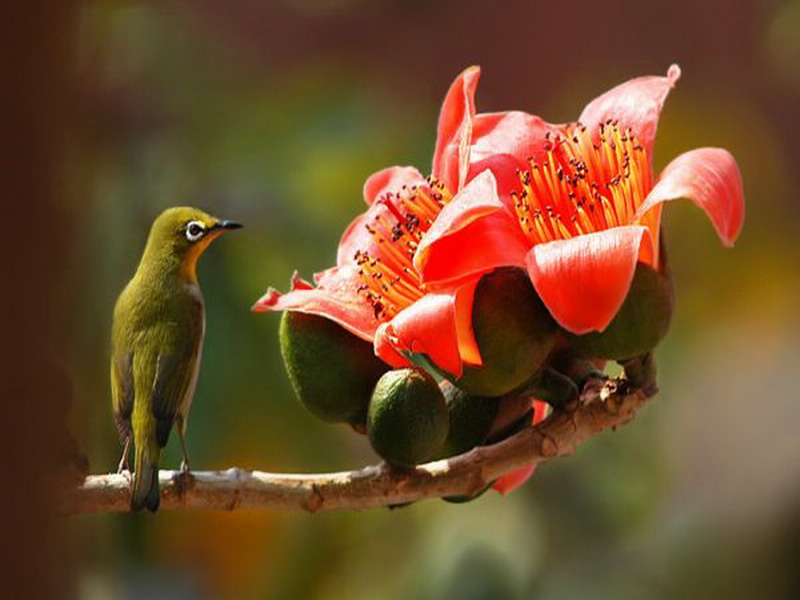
[61,377,653,515]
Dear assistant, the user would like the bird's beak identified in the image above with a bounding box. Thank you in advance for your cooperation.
[213,220,243,231]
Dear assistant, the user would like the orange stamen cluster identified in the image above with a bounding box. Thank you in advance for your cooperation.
[512,121,652,244]
[355,179,452,319]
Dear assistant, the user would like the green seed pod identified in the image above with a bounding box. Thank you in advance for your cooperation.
[486,407,534,444]
[522,367,579,410]
[438,381,499,459]
[619,352,657,394]
[549,350,606,387]
[566,259,674,360]
[442,482,493,504]
[367,368,449,467]
[456,267,556,397]
[280,311,387,424]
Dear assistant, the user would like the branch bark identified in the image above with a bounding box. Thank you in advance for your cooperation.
[62,377,653,515]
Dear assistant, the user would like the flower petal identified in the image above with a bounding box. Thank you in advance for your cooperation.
[338,186,425,265]
[374,292,465,378]
[493,465,536,495]
[432,66,480,192]
[362,165,426,206]
[337,210,373,266]
[468,111,563,207]
[472,111,562,165]
[637,148,745,247]
[415,170,529,286]
[252,265,379,341]
[466,154,523,210]
[373,323,411,369]
[376,280,482,370]
[579,64,681,156]
[290,271,313,290]
[453,278,481,366]
[525,226,653,334]
[532,399,549,425]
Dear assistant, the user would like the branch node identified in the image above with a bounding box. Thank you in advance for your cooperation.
[304,484,324,513]
[228,487,242,511]
[538,431,559,458]
[172,471,195,504]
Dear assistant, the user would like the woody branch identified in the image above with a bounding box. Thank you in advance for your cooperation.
[62,376,653,515]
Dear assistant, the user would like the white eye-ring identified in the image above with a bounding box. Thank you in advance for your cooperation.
[185,220,206,242]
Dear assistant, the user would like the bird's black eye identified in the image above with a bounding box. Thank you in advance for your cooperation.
[185,220,206,242]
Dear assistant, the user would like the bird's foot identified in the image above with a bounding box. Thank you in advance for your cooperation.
[179,459,191,474]
[116,442,131,474]
[116,455,128,474]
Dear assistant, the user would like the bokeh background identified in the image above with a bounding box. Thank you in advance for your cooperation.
[43,0,800,598]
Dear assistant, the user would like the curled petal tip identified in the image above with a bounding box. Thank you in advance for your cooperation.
[432,66,480,191]
[579,63,682,156]
[252,288,280,311]
[667,64,681,85]
[638,147,744,249]
[362,166,426,207]
[722,230,743,251]
[291,270,312,290]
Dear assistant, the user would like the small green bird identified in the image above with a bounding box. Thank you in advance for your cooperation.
[111,207,241,512]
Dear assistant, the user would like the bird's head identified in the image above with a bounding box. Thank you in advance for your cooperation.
[144,207,242,281]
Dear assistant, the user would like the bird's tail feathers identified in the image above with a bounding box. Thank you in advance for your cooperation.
[131,444,160,512]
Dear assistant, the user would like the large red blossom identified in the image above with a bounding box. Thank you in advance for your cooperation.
[255,64,744,495]
[254,67,484,377]
[415,64,745,335]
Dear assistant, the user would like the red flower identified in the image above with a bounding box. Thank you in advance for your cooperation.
[253,68,485,377]
[256,65,744,493]
[415,65,745,335]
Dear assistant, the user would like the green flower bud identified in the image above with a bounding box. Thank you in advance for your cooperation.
[566,259,674,360]
[367,368,449,467]
[280,311,386,424]
[437,381,499,459]
[438,380,499,502]
[456,267,556,397]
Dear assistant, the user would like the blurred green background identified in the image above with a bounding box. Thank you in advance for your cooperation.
[64,1,800,598]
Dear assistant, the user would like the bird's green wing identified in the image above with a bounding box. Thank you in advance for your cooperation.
[151,346,199,447]
[150,294,204,448]
[110,351,134,442]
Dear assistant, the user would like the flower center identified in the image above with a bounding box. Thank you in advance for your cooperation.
[511,121,652,244]
[355,179,452,319]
